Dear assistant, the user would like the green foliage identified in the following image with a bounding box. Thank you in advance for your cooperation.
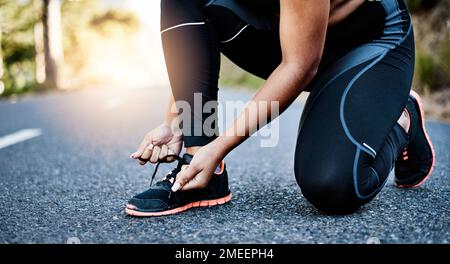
[415,52,437,93]
[414,41,450,94]
[219,55,264,90]
[410,0,450,93]
[89,10,140,36]
[438,42,450,74]
[406,0,424,12]
[0,0,39,96]
[406,0,440,13]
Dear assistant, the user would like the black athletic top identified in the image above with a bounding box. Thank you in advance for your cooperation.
[251,0,391,77]
[239,0,280,13]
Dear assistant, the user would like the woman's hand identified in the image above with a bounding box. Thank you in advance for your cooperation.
[171,143,225,192]
[130,123,182,165]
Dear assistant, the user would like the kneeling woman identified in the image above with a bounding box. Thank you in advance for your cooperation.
[127,0,435,215]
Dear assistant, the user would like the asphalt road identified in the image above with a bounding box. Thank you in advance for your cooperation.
[0,87,449,244]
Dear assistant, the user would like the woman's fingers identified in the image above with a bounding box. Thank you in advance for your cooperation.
[134,143,175,165]
[159,145,169,160]
[172,165,202,192]
[139,144,153,165]
[179,172,208,191]
[150,146,161,163]
[165,149,176,162]
[131,135,151,159]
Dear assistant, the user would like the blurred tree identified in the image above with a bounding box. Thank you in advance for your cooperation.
[42,0,63,89]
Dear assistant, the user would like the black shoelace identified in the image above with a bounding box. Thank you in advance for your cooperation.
[147,154,184,199]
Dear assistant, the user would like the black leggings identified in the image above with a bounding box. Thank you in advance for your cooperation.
[161,0,414,213]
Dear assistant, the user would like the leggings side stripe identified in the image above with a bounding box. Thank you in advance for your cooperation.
[161,22,206,34]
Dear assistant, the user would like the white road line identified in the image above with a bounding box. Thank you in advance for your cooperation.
[0,129,42,150]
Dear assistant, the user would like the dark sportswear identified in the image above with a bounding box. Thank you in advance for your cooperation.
[161,0,417,213]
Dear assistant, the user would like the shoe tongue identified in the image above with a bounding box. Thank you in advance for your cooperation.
[182,153,193,164]
[406,98,419,136]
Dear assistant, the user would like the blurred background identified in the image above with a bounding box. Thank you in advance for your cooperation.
[0,0,449,120]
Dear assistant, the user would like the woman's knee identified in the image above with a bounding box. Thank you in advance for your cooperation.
[294,154,364,214]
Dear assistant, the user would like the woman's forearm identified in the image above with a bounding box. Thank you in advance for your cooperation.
[164,94,179,125]
[213,61,318,156]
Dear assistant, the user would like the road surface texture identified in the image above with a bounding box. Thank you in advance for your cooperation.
[0,87,449,243]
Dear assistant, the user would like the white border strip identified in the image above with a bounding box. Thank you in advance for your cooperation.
[221,24,250,43]
[363,142,377,156]
[161,22,206,34]
[0,129,42,150]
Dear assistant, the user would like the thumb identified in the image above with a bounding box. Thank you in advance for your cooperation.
[172,165,201,192]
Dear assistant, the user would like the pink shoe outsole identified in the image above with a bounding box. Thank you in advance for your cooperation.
[125,193,232,217]
[396,90,436,189]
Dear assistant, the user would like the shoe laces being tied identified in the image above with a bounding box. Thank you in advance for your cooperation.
[147,154,184,198]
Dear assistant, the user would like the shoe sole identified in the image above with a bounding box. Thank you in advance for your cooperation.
[396,90,435,188]
[125,193,232,217]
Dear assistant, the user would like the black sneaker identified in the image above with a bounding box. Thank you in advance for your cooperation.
[395,91,435,188]
[125,153,232,217]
